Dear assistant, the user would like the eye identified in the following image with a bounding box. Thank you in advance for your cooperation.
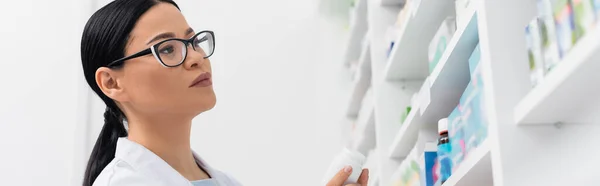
[159,45,175,54]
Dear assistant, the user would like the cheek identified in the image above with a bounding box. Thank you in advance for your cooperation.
[124,66,186,110]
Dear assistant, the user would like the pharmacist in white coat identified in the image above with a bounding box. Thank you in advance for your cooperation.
[80,0,368,186]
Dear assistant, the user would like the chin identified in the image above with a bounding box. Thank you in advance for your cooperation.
[193,93,217,113]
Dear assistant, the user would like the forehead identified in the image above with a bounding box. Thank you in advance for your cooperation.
[129,3,190,46]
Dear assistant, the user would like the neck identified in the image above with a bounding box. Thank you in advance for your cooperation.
[126,113,208,181]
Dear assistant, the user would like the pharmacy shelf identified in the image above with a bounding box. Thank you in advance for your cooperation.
[383,0,456,81]
[387,10,479,158]
[346,45,372,117]
[387,104,424,158]
[380,0,405,6]
[352,107,376,154]
[514,25,600,125]
[442,139,492,186]
[343,0,369,66]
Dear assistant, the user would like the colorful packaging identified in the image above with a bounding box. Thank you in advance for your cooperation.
[460,61,489,155]
[420,142,438,186]
[572,0,596,39]
[396,144,423,186]
[447,106,465,172]
[468,44,481,76]
[593,0,600,18]
[428,17,457,74]
[537,0,562,73]
[526,19,546,87]
[437,119,452,184]
[554,0,577,58]
[401,106,412,124]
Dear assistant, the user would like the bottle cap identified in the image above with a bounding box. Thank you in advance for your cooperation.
[438,118,448,134]
[343,148,366,165]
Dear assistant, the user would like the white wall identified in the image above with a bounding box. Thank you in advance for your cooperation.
[0,0,92,185]
[177,1,353,185]
[0,0,352,186]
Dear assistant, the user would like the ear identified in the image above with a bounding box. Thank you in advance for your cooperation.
[95,67,129,102]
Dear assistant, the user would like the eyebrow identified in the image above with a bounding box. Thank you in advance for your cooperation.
[146,28,195,45]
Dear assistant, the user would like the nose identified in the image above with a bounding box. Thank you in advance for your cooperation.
[182,44,206,70]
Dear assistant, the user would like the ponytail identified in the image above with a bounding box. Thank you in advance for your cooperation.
[83,106,128,186]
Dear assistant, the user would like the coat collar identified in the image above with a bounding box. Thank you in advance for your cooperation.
[115,137,212,186]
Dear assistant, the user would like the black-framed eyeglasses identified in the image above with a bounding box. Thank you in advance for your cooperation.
[107,30,215,68]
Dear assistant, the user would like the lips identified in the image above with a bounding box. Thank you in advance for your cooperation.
[189,72,212,87]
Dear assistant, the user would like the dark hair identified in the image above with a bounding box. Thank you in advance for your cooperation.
[80,0,179,185]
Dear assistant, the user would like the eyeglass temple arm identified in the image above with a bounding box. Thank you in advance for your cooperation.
[107,48,153,67]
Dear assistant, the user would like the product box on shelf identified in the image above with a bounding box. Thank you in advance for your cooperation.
[594,0,600,18]
[393,143,423,186]
[554,0,577,58]
[459,61,489,155]
[526,19,546,87]
[396,0,412,27]
[428,17,457,74]
[468,44,481,76]
[419,142,438,186]
[386,26,401,58]
[401,106,412,125]
[572,0,596,39]
[447,106,465,172]
[537,0,561,73]
[461,85,488,154]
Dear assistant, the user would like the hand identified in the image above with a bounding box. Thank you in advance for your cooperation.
[326,166,369,186]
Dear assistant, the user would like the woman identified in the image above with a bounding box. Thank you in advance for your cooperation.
[81,0,369,185]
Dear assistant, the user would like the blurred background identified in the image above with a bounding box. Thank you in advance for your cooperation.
[0,0,358,185]
[3,0,600,186]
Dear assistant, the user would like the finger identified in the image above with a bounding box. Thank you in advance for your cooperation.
[326,165,353,186]
[344,184,361,186]
[358,169,369,186]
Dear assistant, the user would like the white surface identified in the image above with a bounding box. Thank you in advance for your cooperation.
[387,9,478,158]
[442,140,493,186]
[0,0,91,185]
[367,0,405,184]
[352,91,376,154]
[343,0,369,66]
[347,44,372,117]
[478,0,600,185]
[419,7,478,127]
[387,103,421,158]
[514,24,600,125]
[383,0,456,81]
[1,0,353,186]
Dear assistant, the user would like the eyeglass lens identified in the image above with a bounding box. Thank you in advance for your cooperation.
[155,32,214,66]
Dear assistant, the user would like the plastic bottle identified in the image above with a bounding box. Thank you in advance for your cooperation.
[322,148,366,185]
[437,118,453,183]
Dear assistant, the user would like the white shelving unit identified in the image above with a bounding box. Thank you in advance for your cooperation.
[513,24,600,125]
[351,90,376,154]
[346,43,372,117]
[441,140,492,186]
[343,0,369,67]
[380,0,405,6]
[387,9,479,159]
[341,0,600,185]
[383,0,456,81]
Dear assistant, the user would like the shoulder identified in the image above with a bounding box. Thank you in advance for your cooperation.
[93,159,161,186]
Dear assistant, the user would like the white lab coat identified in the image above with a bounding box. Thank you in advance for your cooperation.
[93,138,243,186]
